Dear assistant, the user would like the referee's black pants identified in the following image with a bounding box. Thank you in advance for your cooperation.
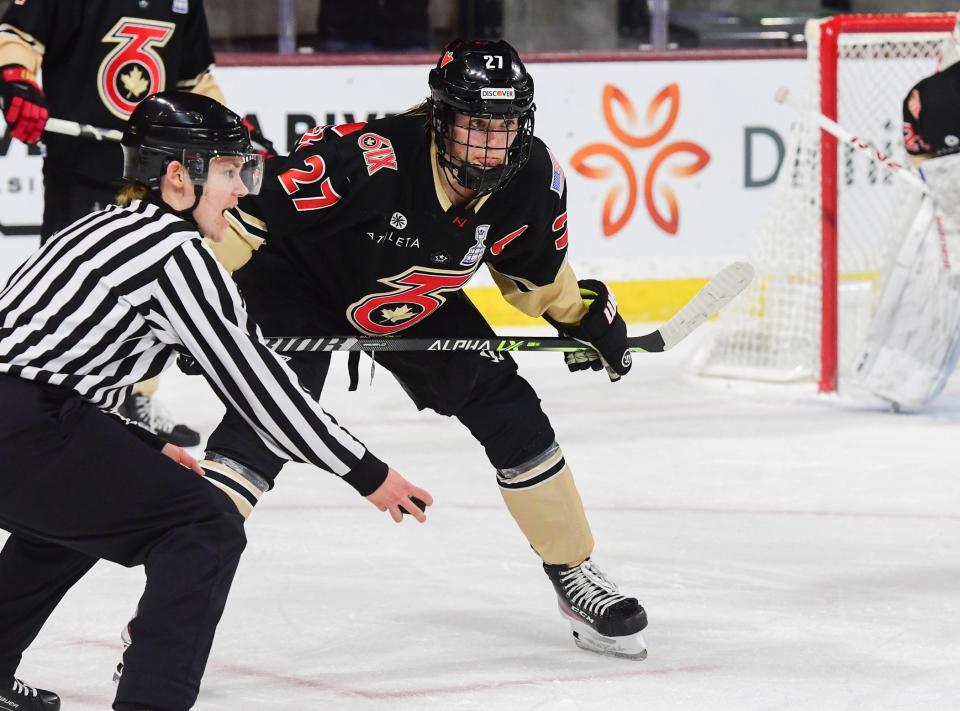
[0,375,246,711]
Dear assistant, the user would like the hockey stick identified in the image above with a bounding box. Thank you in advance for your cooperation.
[264,261,755,355]
[43,116,274,155]
[774,87,929,194]
[44,117,123,142]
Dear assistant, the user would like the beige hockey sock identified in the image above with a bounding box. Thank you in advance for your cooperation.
[497,442,594,566]
[131,376,159,397]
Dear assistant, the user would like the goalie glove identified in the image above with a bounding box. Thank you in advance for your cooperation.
[0,64,48,144]
[545,279,632,382]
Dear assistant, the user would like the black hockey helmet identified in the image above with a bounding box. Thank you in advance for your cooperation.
[122,91,263,194]
[901,63,960,158]
[428,39,535,194]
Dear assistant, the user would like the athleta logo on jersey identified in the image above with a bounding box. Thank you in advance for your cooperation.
[98,19,174,119]
[369,212,418,248]
[368,231,420,249]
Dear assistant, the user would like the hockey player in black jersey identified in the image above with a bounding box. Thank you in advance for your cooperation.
[207,39,648,659]
[0,0,249,447]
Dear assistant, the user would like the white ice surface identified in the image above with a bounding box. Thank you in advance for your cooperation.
[4,324,960,710]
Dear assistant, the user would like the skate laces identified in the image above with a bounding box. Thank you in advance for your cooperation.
[130,395,177,434]
[559,559,627,616]
[12,678,38,696]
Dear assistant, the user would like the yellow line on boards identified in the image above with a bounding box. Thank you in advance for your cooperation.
[464,277,711,326]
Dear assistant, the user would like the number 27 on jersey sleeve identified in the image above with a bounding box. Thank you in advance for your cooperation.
[277,155,341,212]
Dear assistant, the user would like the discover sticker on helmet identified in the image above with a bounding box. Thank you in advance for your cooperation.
[428,39,535,194]
[121,91,264,195]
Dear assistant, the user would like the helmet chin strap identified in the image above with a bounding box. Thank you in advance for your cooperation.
[164,183,204,223]
[153,159,204,222]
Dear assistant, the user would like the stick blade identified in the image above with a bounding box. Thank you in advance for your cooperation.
[658,261,754,350]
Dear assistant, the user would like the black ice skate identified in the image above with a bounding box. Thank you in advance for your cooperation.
[543,558,648,660]
[0,678,60,711]
[119,393,200,447]
[112,616,134,685]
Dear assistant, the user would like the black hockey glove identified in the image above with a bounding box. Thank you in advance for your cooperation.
[241,116,278,159]
[0,64,48,144]
[545,279,632,382]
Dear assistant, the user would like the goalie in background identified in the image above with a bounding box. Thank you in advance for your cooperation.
[852,57,960,410]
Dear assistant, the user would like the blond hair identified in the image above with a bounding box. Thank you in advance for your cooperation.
[115,182,149,207]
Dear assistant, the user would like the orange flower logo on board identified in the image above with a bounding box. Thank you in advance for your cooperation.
[571,84,710,237]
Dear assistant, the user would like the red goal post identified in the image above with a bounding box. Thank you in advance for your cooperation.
[818,14,956,391]
[697,13,957,391]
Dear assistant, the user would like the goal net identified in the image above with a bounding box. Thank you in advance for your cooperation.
[695,13,956,391]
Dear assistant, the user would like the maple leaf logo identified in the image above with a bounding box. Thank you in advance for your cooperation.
[380,304,416,323]
[120,65,150,99]
[571,83,710,237]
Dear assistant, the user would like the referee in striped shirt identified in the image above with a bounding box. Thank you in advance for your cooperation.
[0,92,432,711]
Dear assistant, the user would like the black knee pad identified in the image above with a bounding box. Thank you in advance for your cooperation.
[456,370,555,470]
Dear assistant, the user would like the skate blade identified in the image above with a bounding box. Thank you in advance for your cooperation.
[569,619,648,661]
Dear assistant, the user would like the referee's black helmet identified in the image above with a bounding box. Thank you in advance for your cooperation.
[121,91,262,194]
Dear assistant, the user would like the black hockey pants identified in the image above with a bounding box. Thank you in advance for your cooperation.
[0,375,246,711]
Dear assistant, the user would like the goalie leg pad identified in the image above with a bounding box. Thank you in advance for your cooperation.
[200,453,268,520]
[498,442,594,567]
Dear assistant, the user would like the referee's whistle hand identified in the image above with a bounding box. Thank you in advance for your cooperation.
[161,443,205,476]
[366,468,433,524]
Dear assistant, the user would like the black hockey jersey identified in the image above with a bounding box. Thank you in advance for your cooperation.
[232,113,575,336]
[0,0,216,183]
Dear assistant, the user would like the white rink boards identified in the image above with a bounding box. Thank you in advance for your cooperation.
[4,324,959,710]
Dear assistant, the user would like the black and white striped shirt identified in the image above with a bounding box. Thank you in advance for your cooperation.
[0,199,385,490]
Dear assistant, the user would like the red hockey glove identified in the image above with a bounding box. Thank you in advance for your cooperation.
[545,279,632,382]
[0,64,48,144]
[241,116,278,159]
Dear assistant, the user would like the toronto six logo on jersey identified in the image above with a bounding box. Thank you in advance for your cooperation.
[358,132,398,175]
[571,83,710,237]
[347,267,475,335]
[98,18,175,120]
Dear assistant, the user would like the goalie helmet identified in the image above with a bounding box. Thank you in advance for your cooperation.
[121,91,263,194]
[902,63,960,158]
[428,38,535,194]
